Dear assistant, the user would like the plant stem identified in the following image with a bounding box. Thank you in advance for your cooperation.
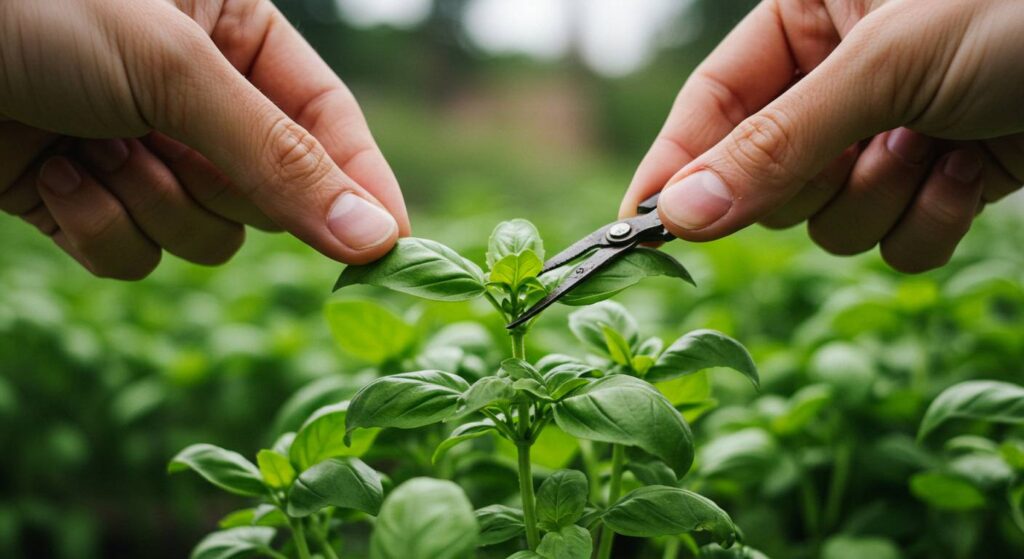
[289,518,313,559]
[824,440,852,531]
[517,436,541,549]
[798,474,821,541]
[309,516,340,559]
[597,444,626,559]
[662,537,681,559]
[579,440,602,504]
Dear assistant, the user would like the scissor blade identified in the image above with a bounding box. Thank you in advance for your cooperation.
[507,245,629,329]
[540,227,609,274]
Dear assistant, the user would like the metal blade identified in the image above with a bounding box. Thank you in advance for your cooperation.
[540,226,609,274]
[507,245,630,329]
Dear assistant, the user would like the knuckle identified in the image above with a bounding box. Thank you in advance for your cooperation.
[262,117,332,192]
[726,110,795,183]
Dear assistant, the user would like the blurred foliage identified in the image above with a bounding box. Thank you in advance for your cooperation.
[1,0,1022,557]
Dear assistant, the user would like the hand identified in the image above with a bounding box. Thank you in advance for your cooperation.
[623,0,1023,273]
[0,0,410,279]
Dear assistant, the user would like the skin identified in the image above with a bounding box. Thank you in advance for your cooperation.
[0,0,410,280]
[623,0,1024,273]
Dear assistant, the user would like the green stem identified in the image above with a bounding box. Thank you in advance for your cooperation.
[824,441,852,531]
[310,516,340,559]
[289,518,312,559]
[662,537,681,559]
[579,440,602,505]
[597,444,626,559]
[517,437,541,550]
[799,475,821,541]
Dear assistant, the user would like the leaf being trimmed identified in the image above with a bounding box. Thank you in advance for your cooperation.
[536,469,588,530]
[603,486,738,546]
[602,326,634,367]
[371,478,478,559]
[287,457,383,517]
[488,219,544,266]
[291,402,378,472]
[433,420,498,463]
[256,450,295,489]
[919,380,1024,441]
[647,330,758,388]
[553,375,694,478]
[169,444,265,497]
[489,251,543,290]
[558,248,694,306]
[536,525,592,559]
[190,527,275,559]
[346,371,470,441]
[324,299,416,364]
[475,505,525,546]
[335,238,485,301]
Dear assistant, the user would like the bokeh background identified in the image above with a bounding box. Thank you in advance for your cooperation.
[2,1,1022,558]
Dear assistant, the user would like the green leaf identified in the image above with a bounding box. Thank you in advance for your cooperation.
[808,342,873,406]
[256,450,295,489]
[603,486,738,546]
[169,444,265,497]
[371,477,478,559]
[822,535,904,559]
[488,219,544,266]
[536,469,588,531]
[699,428,778,482]
[457,376,515,416]
[602,326,633,367]
[291,402,378,472]
[771,384,832,435]
[553,375,694,478]
[346,371,470,441]
[909,471,986,511]
[489,251,543,290]
[324,299,416,364]
[514,378,553,401]
[217,509,257,529]
[501,358,545,383]
[271,432,295,456]
[567,302,639,352]
[475,504,524,546]
[250,504,287,527]
[558,248,695,306]
[286,457,383,517]
[625,457,677,487]
[647,330,758,388]
[655,371,711,406]
[508,553,545,559]
[536,525,592,559]
[536,354,587,373]
[190,527,275,559]
[542,363,599,397]
[433,420,498,463]
[335,238,485,301]
[918,380,1024,441]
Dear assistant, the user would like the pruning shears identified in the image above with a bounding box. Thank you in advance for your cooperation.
[506,193,676,329]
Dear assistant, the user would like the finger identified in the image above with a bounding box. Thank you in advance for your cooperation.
[36,156,161,280]
[78,138,245,265]
[760,143,860,229]
[621,0,841,217]
[0,122,55,188]
[808,129,935,254]
[21,200,59,236]
[656,8,915,241]
[144,132,280,231]
[209,0,410,236]
[132,6,399,264]
[880,149,984,273]
[982,136,1024,202]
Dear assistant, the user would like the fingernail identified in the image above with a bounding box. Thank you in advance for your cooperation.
[327,192,398,250]
[83,139,130,172]
[39,157,81,195]
[659,170,733,230]
[943,150,983,183]
[886,128,930,164]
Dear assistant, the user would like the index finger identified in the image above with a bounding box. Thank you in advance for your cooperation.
[620,0,840,217]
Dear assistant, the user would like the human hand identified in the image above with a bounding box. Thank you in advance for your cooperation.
[623,0,1023,273]
[0,0,410,279]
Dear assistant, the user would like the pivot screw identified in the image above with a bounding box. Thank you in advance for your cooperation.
[607,222,632,240]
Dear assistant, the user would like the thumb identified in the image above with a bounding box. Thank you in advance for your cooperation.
[136,14,398,264]
[657,24,903,242]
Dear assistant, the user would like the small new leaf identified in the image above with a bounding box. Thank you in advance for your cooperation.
[256,450,295,490]
[536,525,592,559]
[488,219,545,266]
[536,469,588,530]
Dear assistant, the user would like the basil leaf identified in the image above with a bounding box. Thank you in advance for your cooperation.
[909,471,986,511]
[513,378,553,401]
[536,354,587,374]
[647,330,758,388]
[488,219,544,266]
[558,248,694,306]
[489,251,543,290]
[457,376,515,416]
[699,428,779,482]
[625,457,677,487]
[371,478,478,559]
[475,504,524,546]
[324,299,416,364]
[335,238,485,302]
[168,444,265,497]
[553,375,694,478]
[190,527,275,559]
[286,457,383,517]
[501,358,545,383]
[433,420,498,463]
[808,342,873,406]
[535,525,592,559]
[536,469,588,531]
[346,371,470,442]
[256,450,295,490]
[291,402,378,472]
[602,325,633,367]
[918,380,1024,441]
[603,486,738,546]
[250,504,288,527]
[568,302,639,352]
[217,509,258,530]
[508,553,544,559]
